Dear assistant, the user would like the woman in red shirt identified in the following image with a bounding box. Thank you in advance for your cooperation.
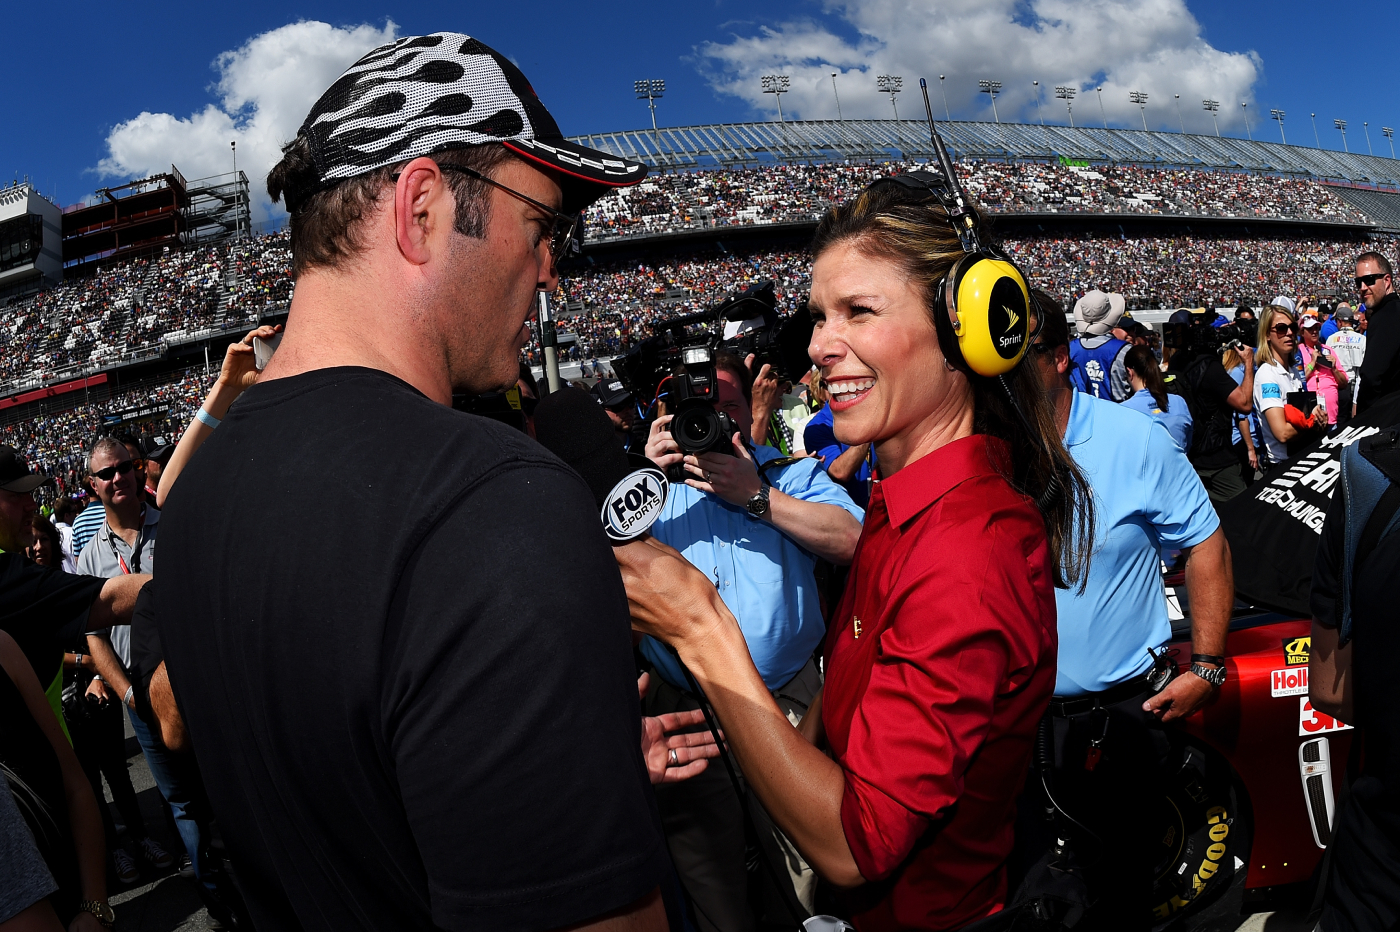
[620,175,1093,930]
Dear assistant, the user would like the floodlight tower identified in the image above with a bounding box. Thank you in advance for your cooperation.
[1129,91,1149,130]
[831,73,842,120]
[978,80,1002,123]
[1203,99,1220,137]
[1241,102,1252,140]
[1096,86,1107,128]
[634,79,665,133]
[1056,86,1076,127]
[1173,94,1185,133]
[1363,121,1374,155]
[1270,108,1286,144]
[1033,81,1044,125]
[938,75,950,120]
[1335,118,1349,152]
[1384,126,1396,159]
[877,75,903,120]
[761,75,790,122]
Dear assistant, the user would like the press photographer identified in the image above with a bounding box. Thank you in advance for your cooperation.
[1166,309,1257,502]
[629,292,862,930]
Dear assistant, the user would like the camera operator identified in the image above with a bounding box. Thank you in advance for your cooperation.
[1070,290,1132,401]
[641,349,862,930]
[153,33,675,932]
[1167,309,1256,502]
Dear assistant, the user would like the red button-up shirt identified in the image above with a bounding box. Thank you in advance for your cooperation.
[822,435,1058,931]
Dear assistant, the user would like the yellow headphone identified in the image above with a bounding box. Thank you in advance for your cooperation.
[870,170,1035,378]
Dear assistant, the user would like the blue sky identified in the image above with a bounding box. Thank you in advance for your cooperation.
[5,0,1395,219]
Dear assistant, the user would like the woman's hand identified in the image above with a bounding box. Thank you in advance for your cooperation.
[615,536,736,649]
[637,673,720,784]
[1247,447,1259,471]
[217,324,282,395]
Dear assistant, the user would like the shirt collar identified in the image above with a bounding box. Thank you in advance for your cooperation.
[880,434,1009,529]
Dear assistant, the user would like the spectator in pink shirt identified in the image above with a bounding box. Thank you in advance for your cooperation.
[1299,315,1348,426]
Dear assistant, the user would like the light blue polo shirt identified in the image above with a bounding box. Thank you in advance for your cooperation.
[1056,391,1219,696]
[640,443,863,691]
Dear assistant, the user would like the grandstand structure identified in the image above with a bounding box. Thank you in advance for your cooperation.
[570,119,1400,230]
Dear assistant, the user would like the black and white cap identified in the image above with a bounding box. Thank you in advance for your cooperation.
[296,32,647,212]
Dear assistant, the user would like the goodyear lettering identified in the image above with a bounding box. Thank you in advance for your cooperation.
[1156,807,1230,918]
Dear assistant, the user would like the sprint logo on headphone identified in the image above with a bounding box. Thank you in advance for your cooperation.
[989,278,1029,360]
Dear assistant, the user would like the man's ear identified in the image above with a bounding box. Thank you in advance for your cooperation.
[394,157,454,266]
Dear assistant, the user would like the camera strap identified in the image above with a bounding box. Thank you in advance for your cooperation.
[758,457,803,485]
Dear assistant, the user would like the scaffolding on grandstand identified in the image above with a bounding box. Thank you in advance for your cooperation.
[568,120,1400,187]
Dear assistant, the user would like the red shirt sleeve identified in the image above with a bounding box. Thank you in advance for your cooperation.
[836,502,1052,882]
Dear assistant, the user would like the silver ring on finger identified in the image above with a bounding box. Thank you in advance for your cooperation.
[668,748,679,767]
[703,471,712,482]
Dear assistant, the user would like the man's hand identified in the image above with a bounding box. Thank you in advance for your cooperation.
[686,434,762,507]
[1144,668,1219,722]
[645,414,683,471]
[84,678,109,705]
[1238,344,1255,367]
[637,673,720,784]
[748,354,782,446]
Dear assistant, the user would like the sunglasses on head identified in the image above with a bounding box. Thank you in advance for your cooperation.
[1356,272,1389,288]
[1270,323,1298,336]
[90,460,136,482]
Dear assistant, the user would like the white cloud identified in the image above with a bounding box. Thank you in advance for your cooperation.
[700,0,1260,136]
[97,20,398,221]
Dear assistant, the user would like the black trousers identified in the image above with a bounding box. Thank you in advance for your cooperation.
[66,695,148,852]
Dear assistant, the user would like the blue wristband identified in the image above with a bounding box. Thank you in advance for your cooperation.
[195,408,221,429]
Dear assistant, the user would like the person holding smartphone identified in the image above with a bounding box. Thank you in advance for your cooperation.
[1299,316,1347,428]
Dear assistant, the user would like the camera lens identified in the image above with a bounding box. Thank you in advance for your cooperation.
[671,406,722,454]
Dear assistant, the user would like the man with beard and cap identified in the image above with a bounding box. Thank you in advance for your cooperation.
[155,32,690,932]
[1070,289,1132,401]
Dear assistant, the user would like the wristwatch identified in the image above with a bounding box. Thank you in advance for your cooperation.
[1189,661,1227,688]
[745,486,771,518]
[77,900,115,927]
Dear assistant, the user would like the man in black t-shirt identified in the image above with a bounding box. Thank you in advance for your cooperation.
[1355,251,1400,413]
[156,33,672,932]
[1169,333,1256,502]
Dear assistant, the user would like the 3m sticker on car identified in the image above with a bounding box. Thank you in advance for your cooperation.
[1271,667,1308,697]
[1299,697,1353,737]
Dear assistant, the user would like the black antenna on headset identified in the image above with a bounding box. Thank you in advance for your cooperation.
[919,78,978,254]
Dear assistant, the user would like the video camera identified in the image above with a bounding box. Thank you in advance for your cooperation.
[612,281,815,459]
[1162,317,1255,356]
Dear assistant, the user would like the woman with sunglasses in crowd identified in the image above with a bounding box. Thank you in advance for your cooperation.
[1253,308,1326,467]
[618,171,1095,930]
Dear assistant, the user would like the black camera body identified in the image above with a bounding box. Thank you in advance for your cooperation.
[1163,318,1254,355]
[666,344,740,458]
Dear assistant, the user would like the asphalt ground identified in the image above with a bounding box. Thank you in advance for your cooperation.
[102,717,1316,932]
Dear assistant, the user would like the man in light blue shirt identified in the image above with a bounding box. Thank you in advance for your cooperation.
[640,351,862,928]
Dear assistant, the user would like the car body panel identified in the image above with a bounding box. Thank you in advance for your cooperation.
[1169,617,1353,890]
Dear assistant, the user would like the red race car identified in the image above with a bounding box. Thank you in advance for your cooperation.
[1146,609,1351,925]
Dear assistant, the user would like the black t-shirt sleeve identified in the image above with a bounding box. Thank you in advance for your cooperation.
[128,581,163,728]
[381,463,663,931]
[1310,482,1345,627]
[1199,361,1239,405]
[0,554,105,654]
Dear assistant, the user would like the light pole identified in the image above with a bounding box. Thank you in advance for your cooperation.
[1203,99,1220,137]
[1363,121,1374,155]
[1096,86,1107,128]
[1174,94,1185,133]
[761,75,790,122]
[1033,80,1044,125]
[1335,118,1349,152]
[1312,113,1321,148]
[634,79,664,133]
[1129,91,1149,131]
[1384,127,1396,159]
[978,80,1002,122]
[938,75,951,120]
[830,73,842,120]
[1270,108,1286,144]
[1056,86,1076,127]
[1241,102,1252,140]
[877,75,903,120]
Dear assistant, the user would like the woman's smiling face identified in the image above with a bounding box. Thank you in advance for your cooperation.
[807,239,972,473]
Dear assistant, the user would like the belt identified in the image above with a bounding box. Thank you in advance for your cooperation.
[1049,671,1156,718]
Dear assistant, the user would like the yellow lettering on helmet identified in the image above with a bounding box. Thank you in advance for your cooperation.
[1206,842,1227,861]
[1209,822,1230,842]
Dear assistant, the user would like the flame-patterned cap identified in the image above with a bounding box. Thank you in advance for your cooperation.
[294,32,647,213]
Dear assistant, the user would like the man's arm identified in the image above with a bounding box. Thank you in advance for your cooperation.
[1309,621,1353,722]
[148,662,189,753]
[1144,527,1232,721]
[86,574,150,631]
[86,634,133,709]
[825,442,870,485]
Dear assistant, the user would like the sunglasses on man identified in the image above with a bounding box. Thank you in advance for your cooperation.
[1356,272,1389,288]
[391,165,579,260]
[90,460,137,482]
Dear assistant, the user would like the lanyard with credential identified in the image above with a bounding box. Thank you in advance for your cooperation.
[106,506,146,575]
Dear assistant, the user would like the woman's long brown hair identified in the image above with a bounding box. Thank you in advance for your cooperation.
[810,183,1094,589]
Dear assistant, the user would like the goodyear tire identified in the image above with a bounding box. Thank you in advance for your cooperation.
[1148,745,1250,927]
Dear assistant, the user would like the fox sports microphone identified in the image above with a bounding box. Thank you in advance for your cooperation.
[533,387,668,543]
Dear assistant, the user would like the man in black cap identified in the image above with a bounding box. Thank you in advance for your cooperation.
[0,445,148,732]
[156,32,673,932]
[592,378,638,450]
